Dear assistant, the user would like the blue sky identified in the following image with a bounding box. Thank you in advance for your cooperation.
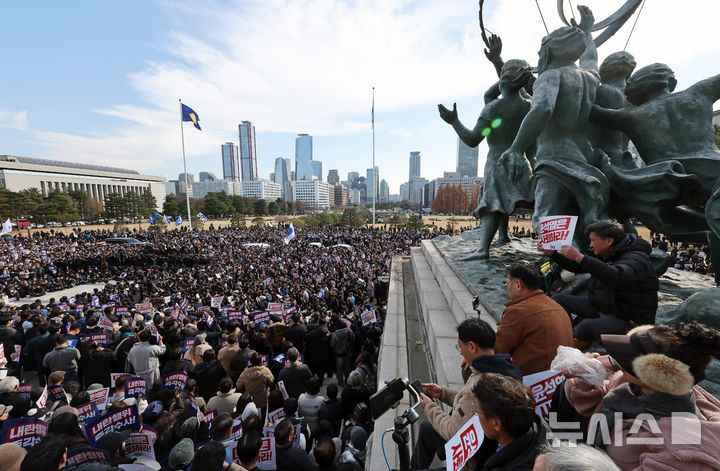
[2,0,719,194]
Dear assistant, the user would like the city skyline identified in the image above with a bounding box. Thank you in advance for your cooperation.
[1,1,718,193]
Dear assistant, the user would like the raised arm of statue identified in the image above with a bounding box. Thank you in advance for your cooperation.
[688,73,720,103]
[437,102,490,148]
[589,104,629,132]
[574,6,598,74]
[484,34,504,78]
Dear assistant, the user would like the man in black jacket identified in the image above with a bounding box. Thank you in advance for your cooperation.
[539,220,659,342]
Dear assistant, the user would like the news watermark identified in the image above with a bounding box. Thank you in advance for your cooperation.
[546,412,702,446]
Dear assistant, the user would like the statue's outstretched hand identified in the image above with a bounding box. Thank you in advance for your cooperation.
[484,34,502,62]
[498,150,531,183]
[438,103,458,124]
[571,5,594,33]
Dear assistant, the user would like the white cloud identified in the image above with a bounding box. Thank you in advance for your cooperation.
[0,109,28,130]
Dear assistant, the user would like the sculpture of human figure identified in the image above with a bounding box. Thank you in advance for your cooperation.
[589,63,720,283]
[499,6,609,248]
[438,58,534,259]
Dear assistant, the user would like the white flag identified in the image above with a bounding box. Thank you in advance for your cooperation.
[283,222,295,245]
[0,219,12,236]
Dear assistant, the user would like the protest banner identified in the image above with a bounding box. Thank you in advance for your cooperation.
[97,316,114,330]
[48,384,69,404]
[252,310,270,326]
[110,373,126,387]
[211,296,224,308]
[140,424,158,441]
[135,303,153,315]
[204,410,218,424]
[66,448,112,467]
[228,311,244,322]
[231,417,243,441]
[116,306,129,316]
[84,404,140,446]
[68,338,79,348]
[183,337,194,352]
[124,377,147,399]
[162,371,189,391]
[538,215,578,250]
[219,306,232,318]
[125,432,155,460]
[76,401,98,425]
[277,380,289,400]
[266,408,285,426]
[361,309,377,326]
[89,387,110,410]
[17,383,32,400]
[444,414,484,471]
[90,333,108,347]
[268,303,283,315]
[522,369,565,420]
[1,418,47,450]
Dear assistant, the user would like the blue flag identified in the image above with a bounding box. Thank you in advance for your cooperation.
[181,104,201,130]
[148,215,155,224]
[154,211,163,219]
[175,215,182,226]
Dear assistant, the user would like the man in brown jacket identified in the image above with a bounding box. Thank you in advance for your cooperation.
[236,352,274,410]
[494,263,573,375]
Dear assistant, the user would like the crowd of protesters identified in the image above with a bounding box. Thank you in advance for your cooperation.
[650,233,714,277]
[0,224,436,470]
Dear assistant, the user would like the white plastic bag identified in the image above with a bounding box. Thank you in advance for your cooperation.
[550,346,608,388]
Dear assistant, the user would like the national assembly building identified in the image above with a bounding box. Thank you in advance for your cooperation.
[0,155,166,210]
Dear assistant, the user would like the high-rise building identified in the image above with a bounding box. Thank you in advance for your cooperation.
[293,180,331,209]
[409,151,421,179]
[327,169,340,185]
[269,172,275,182]
[366,167,379,204]
[311,161,323,181]
[295,134,313,180]
[177,173,194,197]
[273,157,291,185]
[456,138,479,178]
[199,172,217,182]
[221,142,240,182]
[238,121,258,181]
[347,171,359,182]
[379,179,389,202]
[291,171,296,181]
[241,179,282,201]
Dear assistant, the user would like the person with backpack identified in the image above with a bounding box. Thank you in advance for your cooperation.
[329,319,354,387]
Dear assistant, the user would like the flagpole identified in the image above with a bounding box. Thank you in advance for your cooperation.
[179,99,193,231]
[372,86,376,228]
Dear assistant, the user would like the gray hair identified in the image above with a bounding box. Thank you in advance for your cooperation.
[287,347,299,362]
[0,376,19,393]
[539,443,620,471]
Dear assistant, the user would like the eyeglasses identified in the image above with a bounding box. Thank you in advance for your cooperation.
[455,342,462,352]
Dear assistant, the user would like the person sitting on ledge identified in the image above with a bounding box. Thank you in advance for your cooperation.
[411,318,522,470]
[494,263,573,375]
[538,220,658,345]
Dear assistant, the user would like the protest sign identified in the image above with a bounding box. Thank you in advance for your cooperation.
[110,373,126,387]
[162,371,188,391]
[252,310,270,326]
[116,306,129,316]
[444,414,484,471]
[11,344,21,361]
[183,337,194,352]
[188,394,204,422]
[18,383,32,400]
[211,296,224,308]
[268,303,283,314]
[231,417,243,440]
[125,432,155,460]
[1,418,47,450]
[68,338,79,348]
[90,333,108,347]
[256,436,276,470]
[0,343,5,363]
[84,404,140,446]
[361,309,377,326]
[48,384,69,404]
[204,410,218,424]
[89,387,110,410]
[97,316,114,330]
[245,355,268,367]
[277,380,289,400]
[66,448,112,467]
[228,311,244,322]
[148,324,160,341]
[124,377,147,399]
[76,401,98,425]
[266,408,285,426]
[140,424,158,441]
[538,215,578,250]
[522,369,565,420]
[135,303,152,315]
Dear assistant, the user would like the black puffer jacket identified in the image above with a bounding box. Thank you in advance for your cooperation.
[553,234,658,324]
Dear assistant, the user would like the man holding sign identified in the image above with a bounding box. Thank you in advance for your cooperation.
[539,220,658,343]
